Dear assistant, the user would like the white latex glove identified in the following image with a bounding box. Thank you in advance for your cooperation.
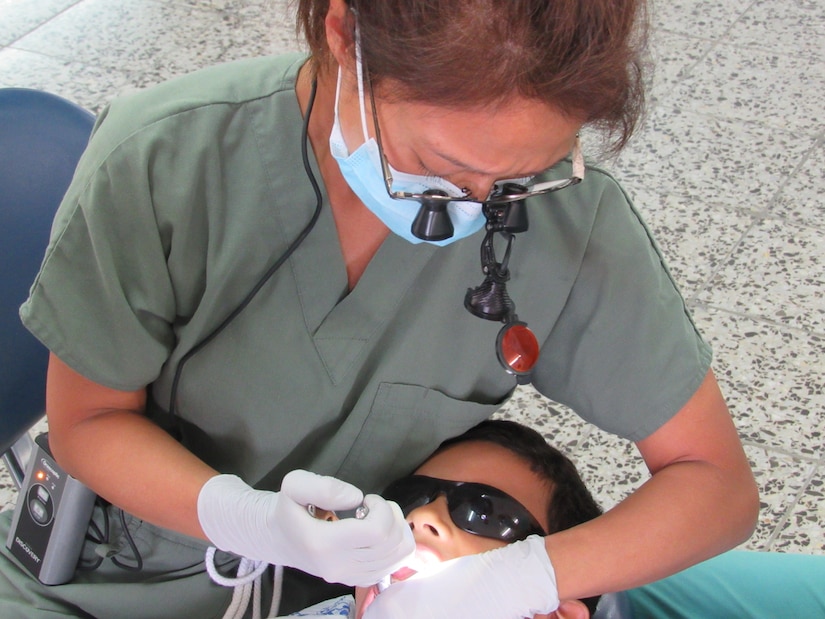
[363,535,558,619]
[197,470,415,587]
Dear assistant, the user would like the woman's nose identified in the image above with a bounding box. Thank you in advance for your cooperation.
[456,178,497,202]
[407,496,453,539]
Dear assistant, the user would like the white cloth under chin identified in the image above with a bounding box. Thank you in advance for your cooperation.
[285,594,355,618]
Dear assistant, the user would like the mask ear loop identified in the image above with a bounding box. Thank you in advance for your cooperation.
[571,135,585,180]
[352,13,370,142]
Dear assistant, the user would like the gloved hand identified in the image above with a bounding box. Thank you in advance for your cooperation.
[197,470,415,587]
[362,535,558,619]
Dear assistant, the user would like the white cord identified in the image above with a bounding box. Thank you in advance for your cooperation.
[205,547,284,619]
[270,564,284,618]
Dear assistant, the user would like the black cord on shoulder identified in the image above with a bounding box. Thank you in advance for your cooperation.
[69,84,324,574]
[168,79,323,416]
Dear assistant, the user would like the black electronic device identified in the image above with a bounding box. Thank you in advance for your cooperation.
[6,433,96,585]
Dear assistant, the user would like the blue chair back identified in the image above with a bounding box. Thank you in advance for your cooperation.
[0,88,95,455]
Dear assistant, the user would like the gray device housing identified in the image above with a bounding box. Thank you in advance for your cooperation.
[6,433,96,585]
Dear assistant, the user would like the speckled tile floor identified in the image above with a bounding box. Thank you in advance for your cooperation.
[1,0,823,556]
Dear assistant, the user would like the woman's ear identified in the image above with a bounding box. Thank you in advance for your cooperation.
[325,0,354,69]
[534,599,591,619]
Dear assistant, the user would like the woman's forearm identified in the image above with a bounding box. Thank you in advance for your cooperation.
[547,370,759,600]
[45,353,217,540]
[547,454,757,600]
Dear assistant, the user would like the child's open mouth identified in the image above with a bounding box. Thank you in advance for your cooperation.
[357,544,443,618]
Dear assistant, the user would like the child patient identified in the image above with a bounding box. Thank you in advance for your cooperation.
[292,419,602,619]
[292,420,825,619]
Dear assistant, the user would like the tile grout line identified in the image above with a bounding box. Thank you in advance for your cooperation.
[741,439,823,465]
[763,458,821,551]
[689,301,825,341]
[1,0,86,49]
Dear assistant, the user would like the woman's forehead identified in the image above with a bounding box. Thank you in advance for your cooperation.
[377,93,582,179]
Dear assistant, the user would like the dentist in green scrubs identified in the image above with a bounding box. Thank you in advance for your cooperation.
[0,0,758,617]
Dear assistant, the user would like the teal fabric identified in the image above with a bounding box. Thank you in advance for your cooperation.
[11,52,711,615]
[626,550,825,618]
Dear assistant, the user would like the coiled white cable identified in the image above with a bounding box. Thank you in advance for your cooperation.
[205,546,284,619]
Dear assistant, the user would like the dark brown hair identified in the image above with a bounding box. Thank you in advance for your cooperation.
[296,0,648,154]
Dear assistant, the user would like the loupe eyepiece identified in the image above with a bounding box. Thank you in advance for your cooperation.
[500,198,528,233]
[411,189,454,241]
[485,183,529,234]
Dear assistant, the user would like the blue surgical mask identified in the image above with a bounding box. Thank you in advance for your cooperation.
[328,57,486,246]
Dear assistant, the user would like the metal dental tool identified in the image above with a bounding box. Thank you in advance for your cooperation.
[306,503,369,521]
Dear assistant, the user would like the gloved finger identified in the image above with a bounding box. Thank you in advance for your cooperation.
[280,470,364,511]
[276,498,382,549]
[348,495,415,556]
[362,495,412,540]
[280,493,411,553]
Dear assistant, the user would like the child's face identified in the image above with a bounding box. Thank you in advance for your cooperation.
[403,440,551,561]
[355,440,553,618]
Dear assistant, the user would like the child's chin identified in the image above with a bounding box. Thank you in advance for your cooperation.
[355,568,418,619]
[354,584,379,619]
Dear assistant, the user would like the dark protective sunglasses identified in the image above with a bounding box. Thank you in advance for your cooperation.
[383,475,546,543]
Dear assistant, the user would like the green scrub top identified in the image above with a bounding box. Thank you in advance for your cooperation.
[20,53,710,497]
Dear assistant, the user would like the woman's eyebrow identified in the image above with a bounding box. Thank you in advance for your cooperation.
[427,147,491,176]
[429,147,562,179]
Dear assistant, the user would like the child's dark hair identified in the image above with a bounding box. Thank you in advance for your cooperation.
[436,419,603,614]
